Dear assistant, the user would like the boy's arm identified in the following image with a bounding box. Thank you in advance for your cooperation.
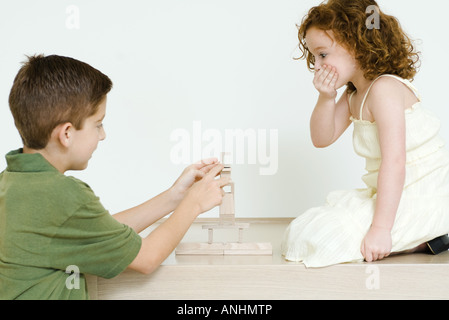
[127,164,229,274]
[112,189,178,234]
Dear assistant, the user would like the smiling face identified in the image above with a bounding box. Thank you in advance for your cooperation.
[305,27,359,90]
[68,98,107,170]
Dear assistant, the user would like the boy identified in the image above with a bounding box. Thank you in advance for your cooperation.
[0,54,229,299]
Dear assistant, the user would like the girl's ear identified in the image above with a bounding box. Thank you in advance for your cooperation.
[55,122,74,148]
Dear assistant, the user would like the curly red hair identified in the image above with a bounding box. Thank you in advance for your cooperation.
[297,0,420,93]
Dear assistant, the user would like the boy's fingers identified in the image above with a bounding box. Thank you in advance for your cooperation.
[193,170,206,180]
[195,164,215,178]
[199,163,218,174]
[193,157,219,169]
[218,176,231,187]
[206,164,224,178]
[201,157,219,165]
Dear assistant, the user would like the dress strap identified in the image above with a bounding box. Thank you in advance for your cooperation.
[358,74,421,122]
[348,91,356,112]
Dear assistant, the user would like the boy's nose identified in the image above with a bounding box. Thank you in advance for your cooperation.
[99,127,106,141]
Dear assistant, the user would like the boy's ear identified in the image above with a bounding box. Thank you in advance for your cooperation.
[55,122,74,148]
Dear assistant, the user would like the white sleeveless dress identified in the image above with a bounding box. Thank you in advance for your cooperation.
[281,74,449,267]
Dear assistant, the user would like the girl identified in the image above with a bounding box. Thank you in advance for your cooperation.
[281,0,449,267]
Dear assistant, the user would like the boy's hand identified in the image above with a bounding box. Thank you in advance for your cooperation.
[182,164,230,215]
[361,226,392,262]
[128,163,229,275]
[313,65,338,100]
[170,158,219,204]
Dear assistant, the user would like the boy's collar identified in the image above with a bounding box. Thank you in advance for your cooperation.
[5,148,59,173]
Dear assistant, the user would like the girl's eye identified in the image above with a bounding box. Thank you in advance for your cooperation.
[319,53,327,58]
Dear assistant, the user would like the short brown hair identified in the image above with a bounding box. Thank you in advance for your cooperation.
[8,54,113,149]
[297,0,420,93]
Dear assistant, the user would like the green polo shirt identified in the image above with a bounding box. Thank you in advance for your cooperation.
[0,149,142,299]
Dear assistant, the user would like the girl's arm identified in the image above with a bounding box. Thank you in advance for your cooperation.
[310,65,352,148]
[360,77,407,262]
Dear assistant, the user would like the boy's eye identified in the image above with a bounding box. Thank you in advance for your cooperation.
[97,123,103,129]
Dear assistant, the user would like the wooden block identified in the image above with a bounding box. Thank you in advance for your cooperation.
[176,242,226,255]
[202,223,250,230]
[175,242,272,255]
[223,242,272,255]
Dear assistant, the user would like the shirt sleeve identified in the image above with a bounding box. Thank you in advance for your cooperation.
[48,184,142,279]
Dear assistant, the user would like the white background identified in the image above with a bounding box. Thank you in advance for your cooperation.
[0,0,447,218]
